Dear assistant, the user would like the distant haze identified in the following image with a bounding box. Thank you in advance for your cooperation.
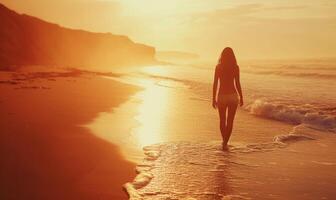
[156,51,200,64]
[1,0,336,61]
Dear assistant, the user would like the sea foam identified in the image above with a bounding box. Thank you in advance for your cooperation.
[247,99,336,132]
[124,136,315,200]
[124,142,253,200]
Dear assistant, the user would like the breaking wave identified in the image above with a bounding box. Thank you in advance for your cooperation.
[244,70,336,79]
[246,99,336,132]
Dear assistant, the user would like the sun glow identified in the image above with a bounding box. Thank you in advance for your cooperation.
[120,0,192,16]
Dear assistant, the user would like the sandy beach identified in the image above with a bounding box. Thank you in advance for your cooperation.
[86,64,336,199]
[0,68,139,200]
[1,2,336,199]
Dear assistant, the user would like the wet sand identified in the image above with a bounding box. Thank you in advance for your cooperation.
[0,68,139,200]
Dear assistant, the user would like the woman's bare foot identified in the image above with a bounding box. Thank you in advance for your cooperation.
[222,142,229,151]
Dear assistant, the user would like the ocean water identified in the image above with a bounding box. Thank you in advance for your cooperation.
[86,59,336,199]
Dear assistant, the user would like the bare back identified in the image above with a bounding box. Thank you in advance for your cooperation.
[216,64,238,95]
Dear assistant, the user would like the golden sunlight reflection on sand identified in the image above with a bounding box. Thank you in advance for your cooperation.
[85,74,172,161]
[132,80,169,146]
[141,65,171,75]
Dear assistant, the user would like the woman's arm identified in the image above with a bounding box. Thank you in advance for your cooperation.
[234,66,244,106]
[212,66,219,109]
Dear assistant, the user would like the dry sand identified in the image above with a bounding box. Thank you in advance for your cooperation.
[0,68,140,200]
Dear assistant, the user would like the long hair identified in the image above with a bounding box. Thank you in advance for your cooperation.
[218,47,237,68]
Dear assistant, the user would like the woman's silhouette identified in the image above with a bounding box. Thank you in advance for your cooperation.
[212,47,243,150]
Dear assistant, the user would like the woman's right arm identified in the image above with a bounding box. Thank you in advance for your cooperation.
[235,66,244,106]
[212,66,219,109]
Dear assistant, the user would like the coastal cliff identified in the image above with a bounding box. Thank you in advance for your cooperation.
[0,3,156,70]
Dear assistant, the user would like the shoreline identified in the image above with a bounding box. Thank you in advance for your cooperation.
[124,137,336,199]
[0,69,140,200]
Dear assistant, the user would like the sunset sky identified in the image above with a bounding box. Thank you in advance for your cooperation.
[1,0,336,60]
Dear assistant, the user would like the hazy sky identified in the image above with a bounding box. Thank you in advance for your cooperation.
[1,0,336,60]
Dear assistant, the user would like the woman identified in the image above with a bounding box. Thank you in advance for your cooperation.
[212,47,243,150]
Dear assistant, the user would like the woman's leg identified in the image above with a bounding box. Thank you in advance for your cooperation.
[218,103,228,143]
[223,103,238,145]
